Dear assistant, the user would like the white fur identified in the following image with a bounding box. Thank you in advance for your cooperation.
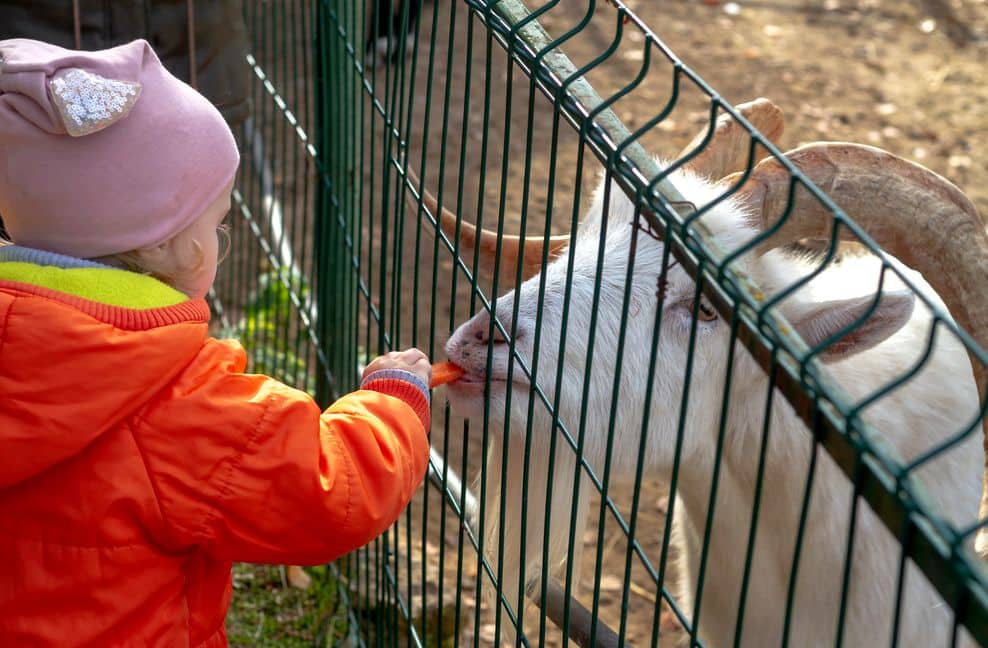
[444,165,983,646]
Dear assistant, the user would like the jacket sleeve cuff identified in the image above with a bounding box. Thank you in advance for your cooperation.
[360,369,430,431]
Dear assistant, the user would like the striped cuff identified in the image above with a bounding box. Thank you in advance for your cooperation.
[361,368,431,431]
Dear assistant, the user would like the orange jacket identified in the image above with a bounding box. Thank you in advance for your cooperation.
[0,253,431,646]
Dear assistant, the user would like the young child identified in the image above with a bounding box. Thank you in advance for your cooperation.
[0,38,432,645]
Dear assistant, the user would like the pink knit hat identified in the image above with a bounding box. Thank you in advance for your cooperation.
[0,38,239,258]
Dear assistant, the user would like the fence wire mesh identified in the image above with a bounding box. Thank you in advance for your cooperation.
[225,1,988,645]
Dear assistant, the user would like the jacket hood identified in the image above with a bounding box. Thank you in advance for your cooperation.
[0,249,211,487]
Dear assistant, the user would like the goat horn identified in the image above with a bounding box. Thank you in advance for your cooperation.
[730,141,988,529]
[404,167,570,280]
[677,97,784,180]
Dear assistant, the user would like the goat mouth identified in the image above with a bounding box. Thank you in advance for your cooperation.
[455,373,490,385]
[455,372,505,386]
[451,371,528,388]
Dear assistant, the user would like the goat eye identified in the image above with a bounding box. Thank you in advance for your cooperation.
[696,298,718,322]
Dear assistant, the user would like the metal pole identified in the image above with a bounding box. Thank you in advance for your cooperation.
[536,579,624,648]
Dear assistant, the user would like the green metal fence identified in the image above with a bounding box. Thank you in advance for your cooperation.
[224,1,988,645]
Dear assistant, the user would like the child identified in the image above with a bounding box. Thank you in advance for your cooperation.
[0,38,432,646]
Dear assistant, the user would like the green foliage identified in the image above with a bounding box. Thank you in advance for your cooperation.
[226,564,351,647]
[220,270,315,393]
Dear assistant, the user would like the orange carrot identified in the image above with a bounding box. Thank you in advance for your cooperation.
[430,361,465,388]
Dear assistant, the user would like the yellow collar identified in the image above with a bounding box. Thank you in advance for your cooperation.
[0,261,188,309]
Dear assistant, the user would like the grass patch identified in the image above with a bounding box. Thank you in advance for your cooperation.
[226,564,349,647]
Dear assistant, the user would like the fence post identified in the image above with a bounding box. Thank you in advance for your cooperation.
[315,0,362,405]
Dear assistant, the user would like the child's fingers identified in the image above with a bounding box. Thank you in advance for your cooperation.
[397,348,428,365]
[362,349,432,383]
[391,349,430,384]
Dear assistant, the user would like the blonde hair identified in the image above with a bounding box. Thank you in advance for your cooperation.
[92,224,230,289]
[92,247,199,286]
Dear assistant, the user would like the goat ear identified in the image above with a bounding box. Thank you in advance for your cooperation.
[786,290,915,363]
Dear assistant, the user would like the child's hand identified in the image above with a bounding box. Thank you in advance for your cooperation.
[363,348,432,387]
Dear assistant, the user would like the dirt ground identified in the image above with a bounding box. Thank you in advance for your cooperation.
[349,1,988,647]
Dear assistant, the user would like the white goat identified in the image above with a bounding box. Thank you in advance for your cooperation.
[418,99,988,646]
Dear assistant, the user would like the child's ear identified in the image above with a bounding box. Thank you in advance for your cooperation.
[133,235,202,279]
[785,290,915,363]
[132,242,171,267]
[129,240,179,279]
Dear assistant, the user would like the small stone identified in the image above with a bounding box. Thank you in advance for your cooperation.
[912,147,928,160]
[723,2,742,16]
[919,18,937,33]
[763,24,783,37]
[286,566,312,590]
[948,155,972,169]
[876,102,897,116]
